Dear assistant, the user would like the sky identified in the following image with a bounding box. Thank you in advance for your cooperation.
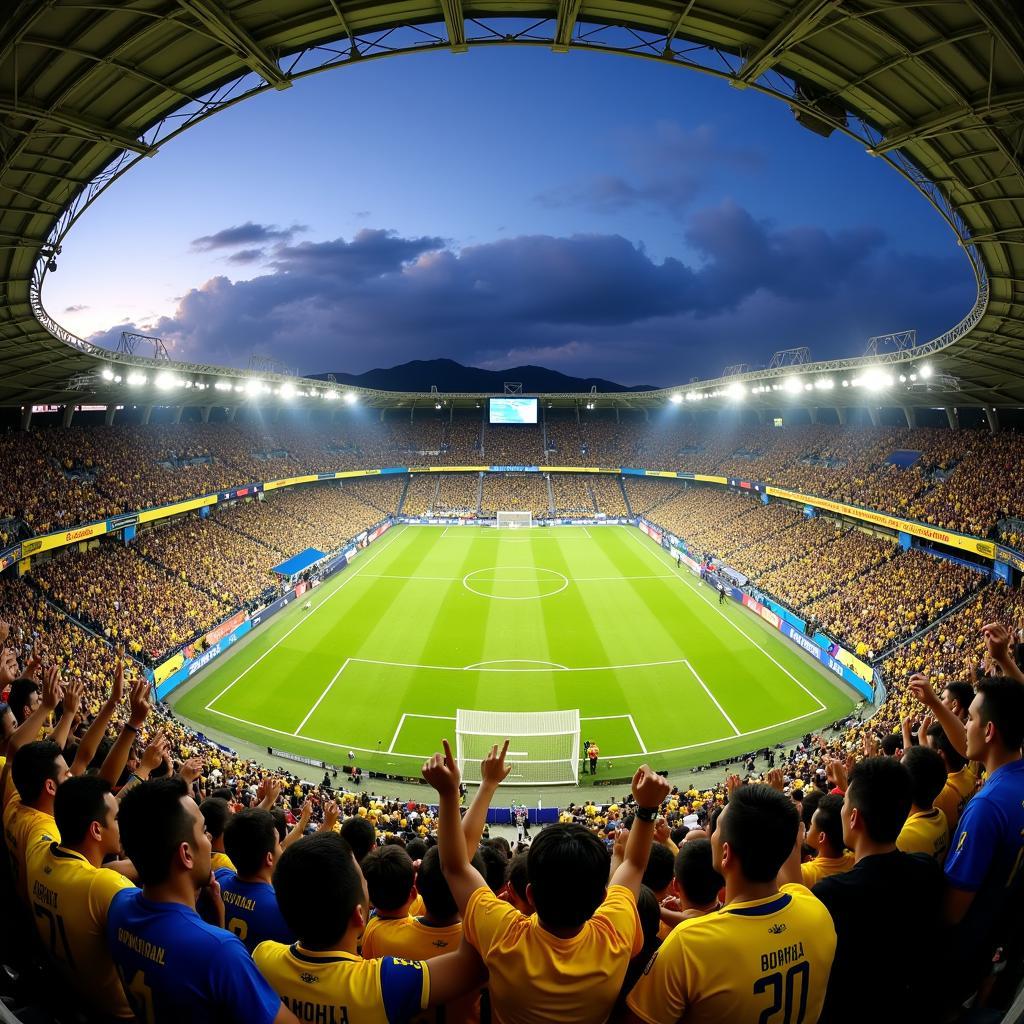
[45,46,977,388]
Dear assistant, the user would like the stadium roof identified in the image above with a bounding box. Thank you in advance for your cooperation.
[2,1,1024,414]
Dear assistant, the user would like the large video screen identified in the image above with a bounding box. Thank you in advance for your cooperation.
[489,397,538,425]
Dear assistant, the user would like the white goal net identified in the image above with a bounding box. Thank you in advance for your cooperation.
[497,511,532,529]
[456,709,580,786]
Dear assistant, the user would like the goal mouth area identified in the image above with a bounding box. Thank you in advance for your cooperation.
[456,707,581,786]
[496,511,533,529]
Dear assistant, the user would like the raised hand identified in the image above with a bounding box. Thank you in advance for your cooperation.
[765,767,785,793]
[653,816,671,844]
[180,757,204,786]
[0,647,19,688]
[982,622,1012,664]
[724,773,743,797]
[318,800,340,832]
[256,776,283,808]
[107,655,125,709]
[128,678,152,728]
[829,758,849,792]
[631,764,671,809]
[140,732,169,776]
[422,739,462,797]
[479,740,512,788]
[612,826,629,861]
[908,673,941,711]
[919,713,934,742]
[861,731,880,758]
[41,664,63,710]
[62,677,85,718]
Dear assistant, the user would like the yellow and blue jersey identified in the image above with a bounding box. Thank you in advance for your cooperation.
[626,884,836,1024]
[26,842,136,1019]
[462,883,641,1024]
[106,888,281,1024]
[3,794,59,904]
[897,808,949,862]
[254,941,429,1024]
[935,765,978,837]
[215,867,294,953]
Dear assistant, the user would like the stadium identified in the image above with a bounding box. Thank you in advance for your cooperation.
[2,3,1024,1024]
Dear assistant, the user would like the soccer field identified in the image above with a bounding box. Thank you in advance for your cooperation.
[172,524,857,782]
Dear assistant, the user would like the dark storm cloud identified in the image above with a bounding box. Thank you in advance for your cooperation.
[191,221,307,251]
[85,211,974,386]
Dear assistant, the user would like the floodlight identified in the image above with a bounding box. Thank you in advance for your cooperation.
[344,392,358,404]
[670,393,683,404]
[280,383,296,399]
[101,367,114,381]
[783,377,803,393]
[920,364,933,379]
[725,382,745,400]
[245,379,264,396]
[324,390,338,400]
[126,372,146,386]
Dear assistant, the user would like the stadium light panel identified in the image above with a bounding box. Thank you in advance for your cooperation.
[670,393,683,404]
[784,377,802,393]
[324,390,338,400]
[245,379,265,396]
[920,364,933,378]
[725,382,745,400]
[814,379,834,390]
[126,373,146,386]
[909,373,918,382]
[214,381,232,391]
[861,368,892,391]
[101,367,114,381]
[344,392,358,404]
[280,383,295,399]
[154,372,182,390]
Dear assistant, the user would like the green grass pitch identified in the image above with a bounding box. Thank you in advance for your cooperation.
[172,524,857,782]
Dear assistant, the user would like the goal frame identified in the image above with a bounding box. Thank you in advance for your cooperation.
[456,708,581,786]
[497,511,533,529]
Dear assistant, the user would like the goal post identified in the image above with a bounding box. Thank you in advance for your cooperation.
[497,511,532,529]
[456,709,581,786]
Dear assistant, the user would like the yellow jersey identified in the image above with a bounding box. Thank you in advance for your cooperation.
[254,941,430,1024]
[211,851,236,873]
[896,808,949,862]
[408,894,425,917]
[26,842,136,1019]
[626,884,837,1024]
[934,766,978,837]
[462,883,641,1024]
[362,915,479,1024]
[800,852,855,888]
[3,795,60,904]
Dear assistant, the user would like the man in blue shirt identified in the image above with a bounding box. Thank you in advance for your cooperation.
[107,777,298,1024]
[944,678,1024,1003]
[217,808,294,952]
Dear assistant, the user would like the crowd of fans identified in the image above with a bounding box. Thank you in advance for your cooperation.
[2,606,1023,1022]
[8,417,1024,543]
[481,474,550,518]
[550,474,596,515]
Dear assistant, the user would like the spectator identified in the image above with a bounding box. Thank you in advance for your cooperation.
[627,784,835,1023]
[800,793,854,886]
[108,777,296,1023]
[812,757,945,1023]
[924,722,977,838]
[199,796,236,872]
[27,775,136,1019]
[423,739,671,1024]
[217,808,295,953]
[254,833,483,1019]
[895,746,950,861]
[943,678,1024,1002]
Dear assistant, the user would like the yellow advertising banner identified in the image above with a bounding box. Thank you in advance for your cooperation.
[835,648,873,683]
[263,474,319,492]
[153,652,185,684]
[333,469,381,479]
[20,521,109,556]
[546,466,605,474]
[765,487,996,558]
[138,495,217,523]
[694,474,729,484]
[644,470,682,479]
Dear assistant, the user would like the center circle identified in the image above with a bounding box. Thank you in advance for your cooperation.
[462,566,569,600]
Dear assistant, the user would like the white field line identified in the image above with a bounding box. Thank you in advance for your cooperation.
[293,659,351,736]
[685,660,740,736]
[350,656,690,673]
[204,524,408,712]
[627,714,649,754]
[359,572,673,582]
[386,714,407,753]
[624,527,827,712]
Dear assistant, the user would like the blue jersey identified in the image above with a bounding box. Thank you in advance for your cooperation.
[215,868,294,953]
[945,759,1024,953]
[106,889,281,1024]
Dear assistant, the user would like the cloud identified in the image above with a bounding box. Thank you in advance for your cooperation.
[63,304,89,313]
[190,221,306,252]
[85,213,973,386]
[226,248,266,264]
[535,123,766,220]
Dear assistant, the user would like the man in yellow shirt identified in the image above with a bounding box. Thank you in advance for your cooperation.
[923,723,977,838]
[253,832,484,1022]
[654,838,723,934]
[4,740,68,903]
[26,775,136,1020]
[896,746,949,862]
[200,796,236,872]
[362,845,485,1024]
[422,739,671,1024]
[626,784,836,1024]
[800,794,854,886]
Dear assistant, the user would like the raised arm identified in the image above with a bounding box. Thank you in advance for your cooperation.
[71,657,125,776]
[609,765,671,896]
[462,740,511,858]
[909,674,967,758]
[423,739,490,915]
[99,677,152,786]
[982,622,1024,684]
[422,938,487,1008]
[282,798,313,850]
[47,677,84,752]
[6,666,63,761]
